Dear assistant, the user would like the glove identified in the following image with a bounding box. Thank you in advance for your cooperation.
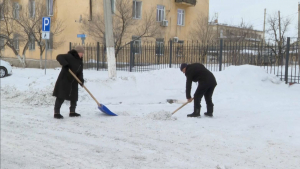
[80,79,84,87]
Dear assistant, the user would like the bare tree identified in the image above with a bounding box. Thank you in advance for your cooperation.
[190,13,216,42]
[222,19,254,42]
[0,0,27,66]
[81,0,161,57]
[26,0,65,68]
[266,12,291,65]
[189,13,216,63]
[1,0,65,68]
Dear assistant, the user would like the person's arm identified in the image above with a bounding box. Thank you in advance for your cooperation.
[56,54,69,67]
[78,69,84,86]
[186,77,192,99]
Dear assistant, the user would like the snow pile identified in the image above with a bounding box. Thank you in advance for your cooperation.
[1,65,300,169]
[146,111,177,121]
[219,65,282,84]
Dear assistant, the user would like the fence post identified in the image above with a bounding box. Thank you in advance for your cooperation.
[169,40,173,68]
[285,37,290,84]
[130,41,134,72]
[219,39,223,71]
[97,42,100,71]
[69,42,72,51]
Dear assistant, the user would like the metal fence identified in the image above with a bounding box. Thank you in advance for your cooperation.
[70,37,300,84]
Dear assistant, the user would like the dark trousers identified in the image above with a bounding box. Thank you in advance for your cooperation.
[54,98,77,114]
[193,83,216,111]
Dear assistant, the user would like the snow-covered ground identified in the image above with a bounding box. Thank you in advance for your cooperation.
[1,65,299,169]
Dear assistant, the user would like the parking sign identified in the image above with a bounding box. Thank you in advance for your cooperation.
[42,17,51,39]
[42,17,51,31]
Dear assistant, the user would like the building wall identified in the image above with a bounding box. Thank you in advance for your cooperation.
[1,0,209,61]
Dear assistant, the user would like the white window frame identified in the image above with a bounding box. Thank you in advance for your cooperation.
[132,36,141,54]
[156,5,165,22]
[177,9,185,26]
[13,34,19,51]
[46,32,53,50]
[13,2,20,20]
[132,0,142,19]
[29,0,35,18]
[0,3,4,20]
[29,35,35,50]
[156,38,164,56]
[47,0,53,16]
[111,0,116,14]
[0,38,5,50]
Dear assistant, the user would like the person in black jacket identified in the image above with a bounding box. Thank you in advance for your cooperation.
[52,46,85,119]
[180,63,217,117]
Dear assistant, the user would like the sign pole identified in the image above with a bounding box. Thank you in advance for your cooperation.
[45,40,47,75]
[42,17,51,75]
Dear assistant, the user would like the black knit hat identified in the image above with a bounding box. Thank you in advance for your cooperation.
[180,63,188,71]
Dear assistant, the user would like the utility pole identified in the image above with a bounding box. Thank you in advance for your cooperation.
[263,8,266,43]
[103,0,116,78]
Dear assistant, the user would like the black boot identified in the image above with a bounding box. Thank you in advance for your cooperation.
[204,106,213,117]
[54,113,64,119]
[69,112,81,117]
[187,108,200,117]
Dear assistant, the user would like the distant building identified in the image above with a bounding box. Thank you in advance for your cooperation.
[210,21,264,42]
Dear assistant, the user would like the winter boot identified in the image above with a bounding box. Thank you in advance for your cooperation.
[69,112,81,117]
[187,108,201,117]
[204,106,213,117]
[54,113,64,119]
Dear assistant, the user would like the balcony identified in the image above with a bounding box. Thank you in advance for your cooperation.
[175,0,197,6]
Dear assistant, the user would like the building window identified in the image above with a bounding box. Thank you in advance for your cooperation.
[156,5,164,22]
[132,36,141,54]
[13,34,19,50]
[89,0,92,20]
[0,38,5,50]
[0,3,4,20]
[46,32,53,50]
[176,40,184,57]
[29,35,35,50]
[111,0,116,14]
[13,2,21,19]
[155,38,164,55]
[132,0,142,19]
[177,9,185,26]
[47,0,53,16]
[29,0,35,18]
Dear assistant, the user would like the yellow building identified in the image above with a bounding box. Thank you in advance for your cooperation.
[0,0,209,63]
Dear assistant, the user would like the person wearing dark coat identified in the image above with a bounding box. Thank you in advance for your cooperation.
[52,46,85,119]
[180,63,217,117]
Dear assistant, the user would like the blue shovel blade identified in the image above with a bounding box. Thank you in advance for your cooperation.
[98,104,118,116]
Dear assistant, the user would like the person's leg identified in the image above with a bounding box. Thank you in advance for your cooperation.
[204,85,216,116]
[188,85,207,117]
[54,98,64,119]
[69,100,81,117]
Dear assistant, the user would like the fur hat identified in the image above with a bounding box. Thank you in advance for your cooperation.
[74,45,85,54]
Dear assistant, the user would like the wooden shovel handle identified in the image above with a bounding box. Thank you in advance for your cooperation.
[172,98,194,115]
[68,69,101,107]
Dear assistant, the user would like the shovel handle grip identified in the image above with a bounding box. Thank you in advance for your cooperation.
[171,98,194,115]
[68,69,101,106]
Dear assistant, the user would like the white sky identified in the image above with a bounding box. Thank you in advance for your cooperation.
[209,0,299,39]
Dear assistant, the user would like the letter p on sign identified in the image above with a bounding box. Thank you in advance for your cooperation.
[42,17,51,32]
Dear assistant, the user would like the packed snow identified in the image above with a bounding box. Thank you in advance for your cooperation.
[1,65,299,169]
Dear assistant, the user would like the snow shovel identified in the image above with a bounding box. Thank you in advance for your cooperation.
[171,98,194,115]
[68,69,117,116]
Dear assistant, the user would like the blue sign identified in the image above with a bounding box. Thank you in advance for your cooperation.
[77,34,86,38]
[42,17,51,32]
